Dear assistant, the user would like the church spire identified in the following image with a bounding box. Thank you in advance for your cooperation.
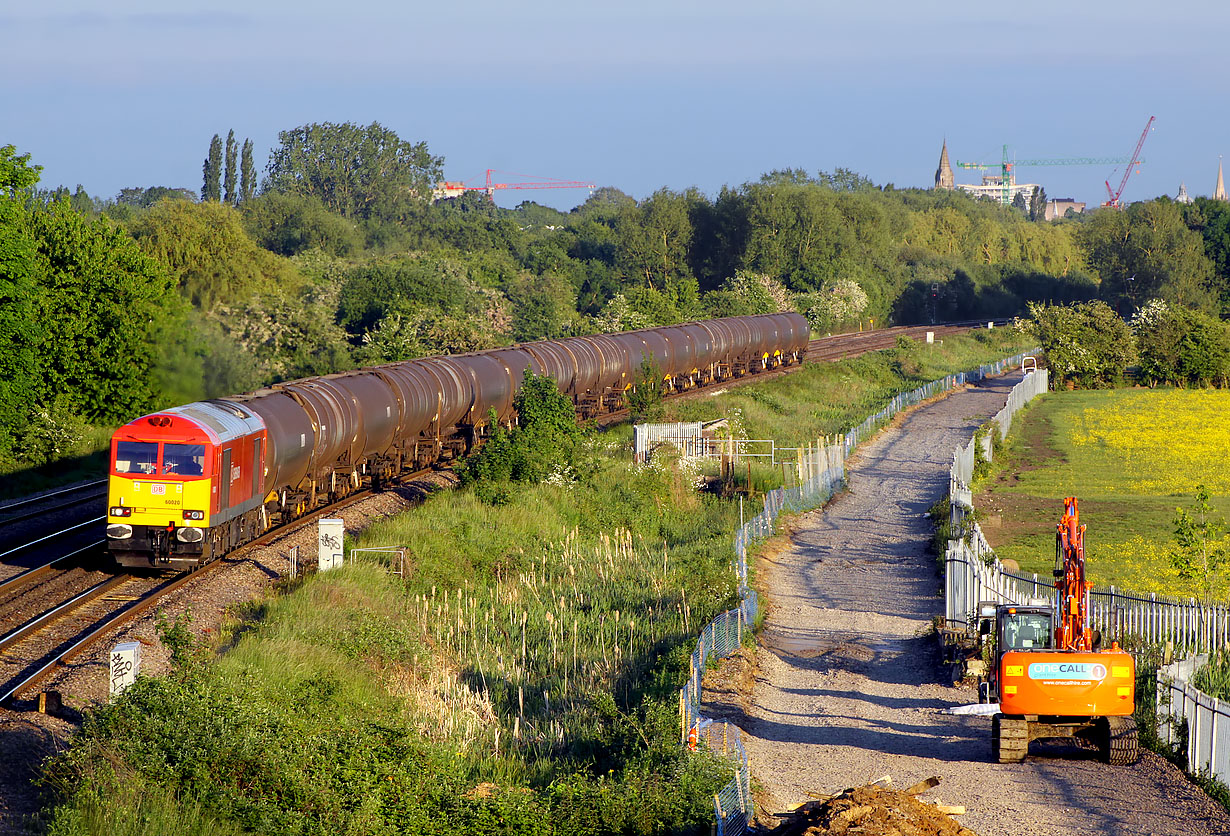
[935,139,954,190]
[1216,157,1227,202]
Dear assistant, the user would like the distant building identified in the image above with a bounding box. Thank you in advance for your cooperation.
[932,139,1040,206]
[1176,183,1193,205]
[935,140,954,190]
[1216,158,1228,202]
[1044,198,1086,221]
[955,173,1041,206]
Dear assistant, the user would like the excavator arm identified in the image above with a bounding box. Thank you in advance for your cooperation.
[1054,496,1092,651]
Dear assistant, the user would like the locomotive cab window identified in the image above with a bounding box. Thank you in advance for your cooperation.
[163,443,206,476]
[115,441,158,475]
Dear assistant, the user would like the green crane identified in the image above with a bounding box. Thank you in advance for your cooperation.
[955,145,1136,207]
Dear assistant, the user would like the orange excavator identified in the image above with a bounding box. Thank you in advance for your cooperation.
[982,497,1138,764]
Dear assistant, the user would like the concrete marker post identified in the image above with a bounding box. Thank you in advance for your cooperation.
[110,641,141,698]
[318,518,344,571]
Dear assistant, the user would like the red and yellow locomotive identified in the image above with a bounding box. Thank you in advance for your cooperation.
[106,313,811,569]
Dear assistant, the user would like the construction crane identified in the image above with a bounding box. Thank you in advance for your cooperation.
[956,146,1135,207]
[1101,116,1156,208]
[433,169,596,203]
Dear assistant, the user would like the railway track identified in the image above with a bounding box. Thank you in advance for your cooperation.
[0,480,106,529]
[0,469,440,710]
[0,323,1001,709]
[0,570,175,706]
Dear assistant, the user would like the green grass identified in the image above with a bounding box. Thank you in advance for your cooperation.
[41,451,736,836]
[976,389,1230,597]
[663,328,1035,445]
[39,334,1040,836]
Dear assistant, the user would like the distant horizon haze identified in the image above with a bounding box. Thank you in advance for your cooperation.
[4,2,1227,211]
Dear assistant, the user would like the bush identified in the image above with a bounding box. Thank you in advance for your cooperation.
[1029,300,1134,389]
[461,370,585,491]
[1134,300,1230,387]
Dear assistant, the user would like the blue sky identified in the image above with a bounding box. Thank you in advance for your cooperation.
[4,1,1227,210]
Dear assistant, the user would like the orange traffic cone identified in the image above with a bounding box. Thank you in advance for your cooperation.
[687,723,698,751]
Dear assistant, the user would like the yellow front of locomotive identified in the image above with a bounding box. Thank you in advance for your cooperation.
[106,413,215,570]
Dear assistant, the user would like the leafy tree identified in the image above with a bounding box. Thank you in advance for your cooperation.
[1011,191,1028,214]
[796,278,870,331]
[223,129,238,205]
[816,167,875,192]
[0,198,42,457]
[1171,485,1228,600]
[1133,300,1230,387]
[240,192,362,257]
[574,186,636,219]
[128,199,299,307]
[624,358,665,422]
[1185,197,1230,316]
[356,305,495,362]
[1078,200,1216,315]
[614,189,696,293]
[1029,186,1047,222]
[28,203,178,423]
[240,138,256,204]
[202,134,222,202]
[506,270,576,342]
[264,121,443,220]
[0,144,42,195]
[114,186,197,208]
[336,255,502,342]
[1029,300,1134,388]
[461,370,583,492]
[705,270,794,318]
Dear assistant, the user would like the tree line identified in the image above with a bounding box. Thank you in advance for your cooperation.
[4,122,1230,473]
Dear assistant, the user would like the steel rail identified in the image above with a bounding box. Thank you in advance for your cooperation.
[0,516,104,561]
[0,575,130,654]
[0,540,105,600]
[0,487,106,528]
[0,479,107,515]
[0,568,207,705]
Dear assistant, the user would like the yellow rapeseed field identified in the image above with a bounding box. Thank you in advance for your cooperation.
[1066,389,1230,495]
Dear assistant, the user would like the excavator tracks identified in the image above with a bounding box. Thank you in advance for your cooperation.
[992,714,1029,764]
[1104,716,1140,766]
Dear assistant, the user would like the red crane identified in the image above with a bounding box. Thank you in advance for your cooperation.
[433,169,596,202]
[1102,116,1155,208]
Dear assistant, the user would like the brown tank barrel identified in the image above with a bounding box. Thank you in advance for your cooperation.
[320,372,399,460]
[521,341,576,393]
[676,322,717,371]
[274,379,355,477]
[779,312,811,353]
[371,363,438,442]
[409,357,471,432]
[485,346,544,406]
[569,334,626,393]
[658,325,697,376]
[452,352,519,424]
[227,389,315,495]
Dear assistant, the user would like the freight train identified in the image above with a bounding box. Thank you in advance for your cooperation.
[106,313,810,570]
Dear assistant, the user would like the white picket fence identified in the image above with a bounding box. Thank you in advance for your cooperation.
[1157,656,1230,787]
[943,368,1230,793]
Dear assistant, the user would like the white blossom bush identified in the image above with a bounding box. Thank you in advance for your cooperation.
[797,278,869,331]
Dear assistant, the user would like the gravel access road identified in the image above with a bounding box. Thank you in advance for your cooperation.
[736,376,1230,836]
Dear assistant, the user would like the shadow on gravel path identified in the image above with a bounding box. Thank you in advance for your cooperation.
[733,376,1230,836]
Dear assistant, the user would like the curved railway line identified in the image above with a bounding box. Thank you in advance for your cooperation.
[0,322,1004,711]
